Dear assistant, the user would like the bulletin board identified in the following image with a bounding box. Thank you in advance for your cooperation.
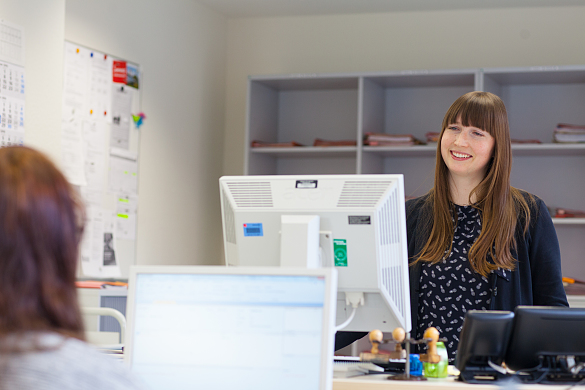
[61,41,143,280]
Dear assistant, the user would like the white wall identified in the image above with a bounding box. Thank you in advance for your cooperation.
[8,2,585,270]
[64,0,227,267]
[1,0,65,163]
[223,6,585,175]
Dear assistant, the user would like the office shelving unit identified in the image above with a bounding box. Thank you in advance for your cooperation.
[244,65,585,282]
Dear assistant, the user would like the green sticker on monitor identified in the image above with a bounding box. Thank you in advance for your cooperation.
[334,239,348,267]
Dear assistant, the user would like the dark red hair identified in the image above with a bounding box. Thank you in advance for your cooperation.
[0,146,85,339]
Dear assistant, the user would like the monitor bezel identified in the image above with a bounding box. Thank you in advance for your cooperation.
[505,306,585,372]
[455,310,515,371]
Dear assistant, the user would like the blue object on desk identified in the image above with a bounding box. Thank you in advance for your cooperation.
[409,354,423,376]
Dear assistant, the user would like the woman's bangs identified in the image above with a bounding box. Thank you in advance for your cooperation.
[446,98,494,134]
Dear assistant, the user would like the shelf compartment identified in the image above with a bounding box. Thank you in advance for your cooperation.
[482,66,585,144]
[246,75,360,174]
[250,146,357,158]
[360,70,478,145]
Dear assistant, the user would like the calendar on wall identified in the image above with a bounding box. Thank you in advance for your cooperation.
[0,20,25,148]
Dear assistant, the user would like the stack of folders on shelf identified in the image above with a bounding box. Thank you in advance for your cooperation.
[554,208,585,218]
[313,138,357,147]
[553,123,585,143]
[363,133,425,146]
[511,139,542,144]
[426,132,440,143]
[251,140,304,147]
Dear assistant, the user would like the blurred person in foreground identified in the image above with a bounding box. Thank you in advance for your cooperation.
[0,146,143,390]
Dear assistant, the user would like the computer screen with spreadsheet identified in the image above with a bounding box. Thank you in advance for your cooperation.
[125,265,337,390]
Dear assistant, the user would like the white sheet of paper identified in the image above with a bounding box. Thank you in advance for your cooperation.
[116,194,138,240]
[79,208,121,278]
[62,42,89,119]
[101,213,121,278]
[82,120,106,190]
[80,206,104,277]
[88,51,112,122]
[108,147,138,195]
[61,118,87,186]
[80,186,102,208]
[110,83,132,149]
[116,212,136,241]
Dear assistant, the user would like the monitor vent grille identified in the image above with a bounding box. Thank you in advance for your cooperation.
[222,188,236,244]
[377,188,408,327]
[226,181,273,208]
[337,181,393,207]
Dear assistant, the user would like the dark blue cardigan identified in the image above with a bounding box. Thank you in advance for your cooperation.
[406,192,569,333]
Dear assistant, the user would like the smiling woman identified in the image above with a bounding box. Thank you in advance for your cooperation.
[405,91,568,363]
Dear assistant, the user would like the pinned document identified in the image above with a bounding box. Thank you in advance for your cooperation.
[108,147,138,195]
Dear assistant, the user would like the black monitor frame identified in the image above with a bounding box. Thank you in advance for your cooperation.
[455,310,515,383]
[505,306,585,384]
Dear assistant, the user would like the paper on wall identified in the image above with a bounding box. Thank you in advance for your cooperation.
[88,51,112,123]
[61,118,87,186]
[79,207,121,278]
[80,206,104,276]
[101,213,121,278]
[82,120,106,190]
[116,194,138,240]
[110,83,132,149]
[62,42,89,119]
[108,147,138,195]
[80,186,102,208]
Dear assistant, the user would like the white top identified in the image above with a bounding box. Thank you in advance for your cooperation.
[1,332,144,390]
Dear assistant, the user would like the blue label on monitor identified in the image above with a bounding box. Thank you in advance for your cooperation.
[243,223,263,237]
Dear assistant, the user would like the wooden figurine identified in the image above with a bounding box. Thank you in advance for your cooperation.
[419,327,441,364]
[360,328,407,362]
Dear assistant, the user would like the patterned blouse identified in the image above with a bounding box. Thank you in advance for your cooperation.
[415,205,492,363]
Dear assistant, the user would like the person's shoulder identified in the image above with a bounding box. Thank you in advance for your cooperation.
[512,188,551,227]
[2,333,143,390]
[406,194,429,211]
[42,335,144,389]
[513,188,545,210]
[405,194,431,227]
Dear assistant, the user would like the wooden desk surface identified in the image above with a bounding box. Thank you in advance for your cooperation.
[333,375,584,390]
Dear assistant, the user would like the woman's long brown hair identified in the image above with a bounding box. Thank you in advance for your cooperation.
[0,146,86,340]
[413,91,533,276]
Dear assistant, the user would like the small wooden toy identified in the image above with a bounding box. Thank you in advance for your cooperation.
[419,327,441,364]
